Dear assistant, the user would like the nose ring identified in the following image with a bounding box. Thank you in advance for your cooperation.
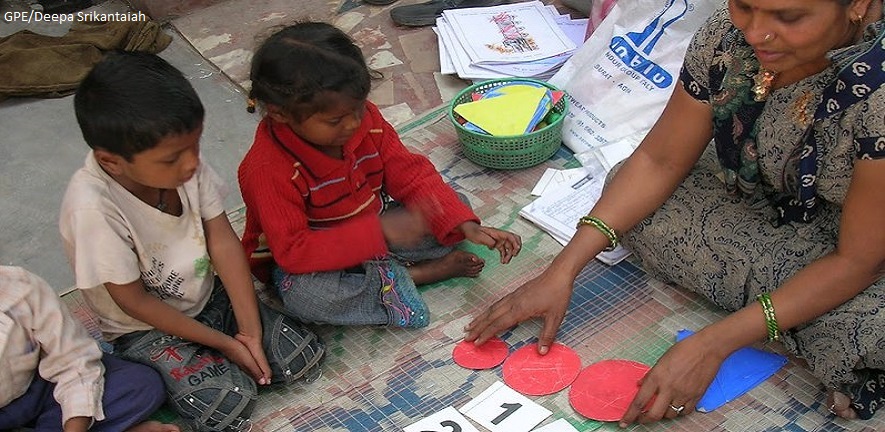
[763,33,773,42]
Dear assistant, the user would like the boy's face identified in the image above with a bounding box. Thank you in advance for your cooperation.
[97,125,202,191]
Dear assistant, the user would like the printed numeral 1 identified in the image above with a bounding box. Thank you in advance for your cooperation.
[491,403,522,425]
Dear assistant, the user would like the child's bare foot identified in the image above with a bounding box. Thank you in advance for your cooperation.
[408,250,484,285]
[827,390,858,419]
[127,420,181,432]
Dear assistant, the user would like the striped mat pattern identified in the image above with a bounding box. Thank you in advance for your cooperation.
[62,108,884,431]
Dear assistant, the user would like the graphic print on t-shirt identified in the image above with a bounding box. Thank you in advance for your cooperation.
[141,256,185,300]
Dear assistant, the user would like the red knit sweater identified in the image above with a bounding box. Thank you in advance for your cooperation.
[239,102,479,282]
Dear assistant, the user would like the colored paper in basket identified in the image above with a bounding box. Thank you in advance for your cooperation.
[479,82,561,133]
[454,86,548,136]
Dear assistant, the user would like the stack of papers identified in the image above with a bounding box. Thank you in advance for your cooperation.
[434,1,587,81]
[520,166,632,265]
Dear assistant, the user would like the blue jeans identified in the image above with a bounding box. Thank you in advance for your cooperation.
[113,284,324,432]
[271,234,453,326]
[270,193,465,326]
[0,354,166,431]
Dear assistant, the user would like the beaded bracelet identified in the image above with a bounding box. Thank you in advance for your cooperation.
[756,293,780,342]
[576,215,618,252]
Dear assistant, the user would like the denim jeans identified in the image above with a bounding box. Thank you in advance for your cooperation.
[269,192,464,327]
[113,283,324,432]
[271,233,452,326]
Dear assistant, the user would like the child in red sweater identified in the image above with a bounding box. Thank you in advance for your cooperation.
[239,22,521,328]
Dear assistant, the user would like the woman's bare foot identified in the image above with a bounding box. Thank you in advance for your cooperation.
[407,250,485,285]
[827,389,859,420]
[127,420,181,432]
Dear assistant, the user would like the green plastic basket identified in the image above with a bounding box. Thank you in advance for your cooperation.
[448,78,568,170]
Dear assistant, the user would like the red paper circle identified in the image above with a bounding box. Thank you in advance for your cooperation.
[452,337,510,370]
[502,343,582,396]
[569,359,651,422]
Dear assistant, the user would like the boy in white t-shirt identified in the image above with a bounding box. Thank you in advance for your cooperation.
[59,51,324,432]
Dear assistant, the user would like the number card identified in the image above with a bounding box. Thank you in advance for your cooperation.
[403,406,481,432]
[532,418,580,432]
[460,381,551,432]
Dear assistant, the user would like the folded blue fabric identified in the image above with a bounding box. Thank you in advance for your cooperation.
[676,329,787,412]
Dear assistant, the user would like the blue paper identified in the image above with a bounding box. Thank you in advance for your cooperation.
[676,329,787,412]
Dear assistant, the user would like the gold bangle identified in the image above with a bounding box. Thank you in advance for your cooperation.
[576,215,618,251]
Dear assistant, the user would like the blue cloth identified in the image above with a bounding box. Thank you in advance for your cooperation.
[0,353,166,431]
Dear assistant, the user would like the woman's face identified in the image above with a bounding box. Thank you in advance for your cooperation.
[729,0,863,73]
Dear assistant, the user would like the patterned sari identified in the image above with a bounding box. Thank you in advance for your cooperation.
[622,7,885,418]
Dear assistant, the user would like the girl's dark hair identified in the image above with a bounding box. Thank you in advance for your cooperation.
[249,22,371,120]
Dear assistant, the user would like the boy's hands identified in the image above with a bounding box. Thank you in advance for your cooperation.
[235,331,272,385]
[380,209,429,248]
[221,333,272,385]
[460,221,522,264]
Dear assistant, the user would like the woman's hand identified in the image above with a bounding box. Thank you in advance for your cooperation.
[460,221,522,264]
[464,268,573,354]
[619,333,725,427]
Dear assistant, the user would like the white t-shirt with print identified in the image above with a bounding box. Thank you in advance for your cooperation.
[60,152,229,341]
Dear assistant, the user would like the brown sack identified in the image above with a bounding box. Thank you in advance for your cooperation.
[0,20,172,99]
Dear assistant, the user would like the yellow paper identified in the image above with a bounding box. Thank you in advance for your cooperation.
[454,86,547,136]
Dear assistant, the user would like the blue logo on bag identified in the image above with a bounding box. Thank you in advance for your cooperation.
[609,0,688,88]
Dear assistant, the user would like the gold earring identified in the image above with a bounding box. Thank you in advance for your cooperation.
[851,12,864,24]
[246,98,256,113]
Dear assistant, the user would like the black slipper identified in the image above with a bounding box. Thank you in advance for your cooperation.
[390,0,509,27]
[364,0,399,5]
[847,368,885,420]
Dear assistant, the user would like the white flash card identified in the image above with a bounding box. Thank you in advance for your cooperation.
[460,381,551,432]
[403,406,481,432]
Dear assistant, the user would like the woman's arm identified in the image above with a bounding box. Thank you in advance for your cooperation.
[465,85,714,350]
[620,157,885,425]
[552,85,714,278]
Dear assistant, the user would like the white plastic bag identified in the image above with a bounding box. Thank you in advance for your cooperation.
[549,0,723,158]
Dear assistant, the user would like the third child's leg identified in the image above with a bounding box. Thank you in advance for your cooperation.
[93,354,170,432]
[0,373,55,430]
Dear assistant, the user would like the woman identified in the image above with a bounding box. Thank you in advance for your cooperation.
[465,0,885,425]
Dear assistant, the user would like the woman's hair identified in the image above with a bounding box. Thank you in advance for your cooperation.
[249,21,371,121]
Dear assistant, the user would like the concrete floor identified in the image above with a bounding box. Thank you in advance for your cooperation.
[0,0,584,292]
[1,0,259,290]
